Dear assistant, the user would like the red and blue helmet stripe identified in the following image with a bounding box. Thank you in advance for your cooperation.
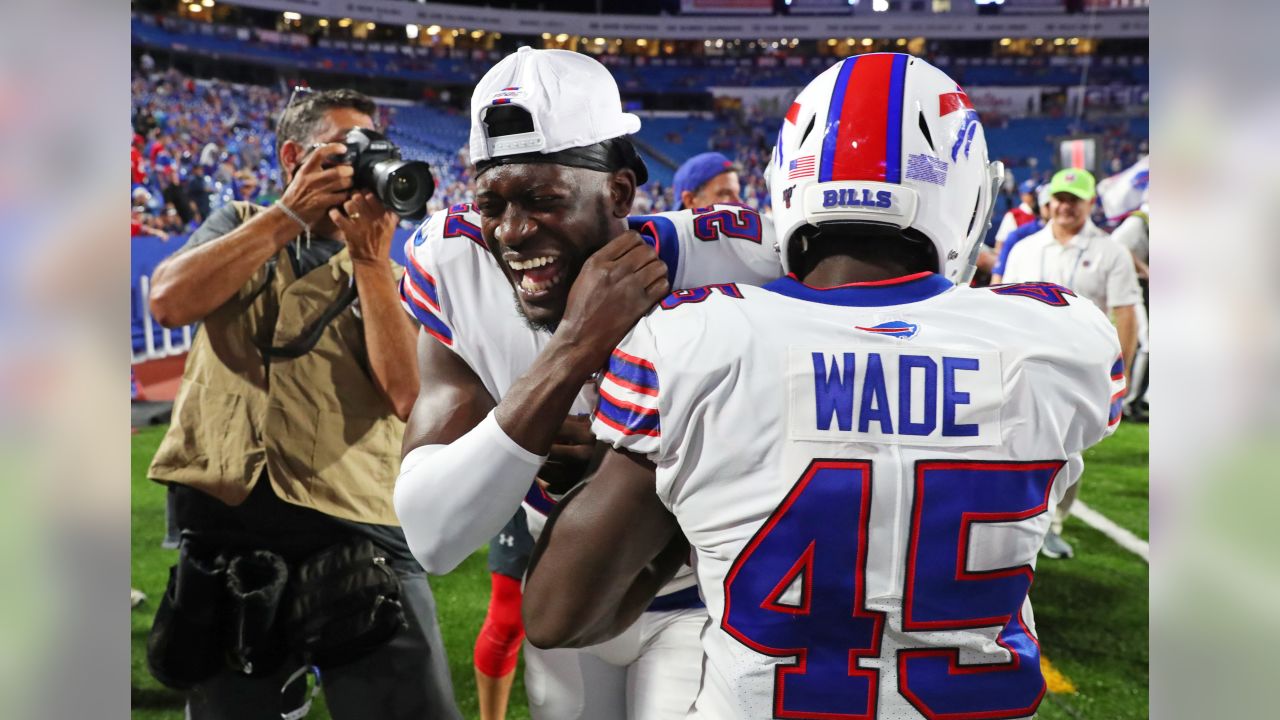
[819,53,910,185]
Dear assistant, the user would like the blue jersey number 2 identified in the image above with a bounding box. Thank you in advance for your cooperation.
[723,459,1063,719]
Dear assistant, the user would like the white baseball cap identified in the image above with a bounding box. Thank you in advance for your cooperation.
[469,46,642,163]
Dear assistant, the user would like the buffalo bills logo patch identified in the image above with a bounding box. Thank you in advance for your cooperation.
[855,321,919,339]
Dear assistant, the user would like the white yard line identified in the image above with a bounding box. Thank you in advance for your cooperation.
[1071,500,1149,563]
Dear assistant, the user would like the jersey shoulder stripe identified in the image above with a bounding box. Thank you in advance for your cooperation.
[629,213,682,286]
[404,252,440,310]
[596,348,662,438]
[604,348,659,397]
[399,275,453,345]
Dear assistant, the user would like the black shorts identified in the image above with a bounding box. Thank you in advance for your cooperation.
[487,507,533,580]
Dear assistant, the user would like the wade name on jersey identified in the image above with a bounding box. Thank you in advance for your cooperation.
[792,346,1002,446]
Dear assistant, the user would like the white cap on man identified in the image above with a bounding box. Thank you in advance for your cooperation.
[469,46,643,163]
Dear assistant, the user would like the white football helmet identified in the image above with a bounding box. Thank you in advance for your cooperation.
[766,53,1004,283]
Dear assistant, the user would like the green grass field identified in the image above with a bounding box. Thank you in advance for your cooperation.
[131,423,1148,719]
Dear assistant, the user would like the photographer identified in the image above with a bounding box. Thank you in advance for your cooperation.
[146,89,460,720]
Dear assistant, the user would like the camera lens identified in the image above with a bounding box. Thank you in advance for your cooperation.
[373,160,434,221]
[391,173,417,204]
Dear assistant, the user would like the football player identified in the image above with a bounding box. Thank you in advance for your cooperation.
[524,54,1125,719]
[393,47,781,719]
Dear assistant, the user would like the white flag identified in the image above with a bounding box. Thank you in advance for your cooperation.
[1097,155,1150,222]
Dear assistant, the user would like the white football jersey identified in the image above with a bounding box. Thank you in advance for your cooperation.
[399,202,781,561]
[593,273,1124,719]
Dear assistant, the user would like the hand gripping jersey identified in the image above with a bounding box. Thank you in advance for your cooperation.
[398,202,780,577]
[593,273,1124,719]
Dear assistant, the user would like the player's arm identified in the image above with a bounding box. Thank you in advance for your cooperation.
[395,233,670,575]
[522,447,686,649]
[668,205,782,288]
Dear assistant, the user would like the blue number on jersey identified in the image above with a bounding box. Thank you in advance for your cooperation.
[659,283,743,310]
[989,282,1075,307]
[899,460,1060,718]
[691,206,763,244]
[443,203,486,249]
[724,459,1062,718]
[723,460,884,719]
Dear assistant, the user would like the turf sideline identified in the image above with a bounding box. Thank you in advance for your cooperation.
[1070,500,1149,563]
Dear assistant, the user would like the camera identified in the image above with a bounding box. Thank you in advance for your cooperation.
[338,128,435,221]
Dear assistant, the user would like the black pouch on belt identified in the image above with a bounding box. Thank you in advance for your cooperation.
[223,550,291,677]
[284,538,407,668]
[146,542,228,689]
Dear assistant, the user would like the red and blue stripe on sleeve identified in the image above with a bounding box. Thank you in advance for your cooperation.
[399,254,454,346]
[595,349,661,438]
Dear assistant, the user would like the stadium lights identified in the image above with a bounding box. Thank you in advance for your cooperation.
[201,0,214,6]
[556,33,569,42]
[471,30,484,39]
[1069,37,1080,45]
[999,37,1011,46]
[366,22,376,30]
[1054,37,1065,45]
[897,38,907,46]
[282,11,301,21]
[715,39,724,48]
[187,3,201,12]
[862,38,873,46]
[1035,37,1044,45]
[541,32,551,39]
[428,25,442,35]
[318,18,329,27]
[406,24,419,39]
[827,38,837,46]
[338,18,352,27]
[637,38,648,46]
[872,0,889,11]
[595,37,606,45]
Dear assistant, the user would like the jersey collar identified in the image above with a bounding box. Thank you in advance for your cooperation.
[763,271,953,307]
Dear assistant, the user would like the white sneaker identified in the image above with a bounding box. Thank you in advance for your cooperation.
[1041,532,1074,559]
[131,588,147,608]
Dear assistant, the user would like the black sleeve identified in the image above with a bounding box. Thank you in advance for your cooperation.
[179,203,243,253]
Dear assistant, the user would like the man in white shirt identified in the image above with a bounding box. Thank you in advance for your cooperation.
[1002,167,1141,559]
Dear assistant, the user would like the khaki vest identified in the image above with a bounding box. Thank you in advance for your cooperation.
[149,203,405,526]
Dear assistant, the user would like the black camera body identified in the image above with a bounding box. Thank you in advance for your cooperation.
[339,128,434,221]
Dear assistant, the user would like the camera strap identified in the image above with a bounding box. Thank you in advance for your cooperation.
[257,279,359,361]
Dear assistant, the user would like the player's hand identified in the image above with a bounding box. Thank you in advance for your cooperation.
[278,142,354,227]
[555,230,669,375]
[537,414,596,495]
[331,191,397,263]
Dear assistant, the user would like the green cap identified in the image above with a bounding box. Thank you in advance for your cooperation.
[1047,167,1096,200]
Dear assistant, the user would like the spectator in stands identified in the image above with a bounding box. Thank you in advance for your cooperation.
[671,151,742,211]
[145,88,461,720]
[995,177,1041,249]
[131,206,169,242]
[1001,167,1142,560]
[186,165,211,221]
